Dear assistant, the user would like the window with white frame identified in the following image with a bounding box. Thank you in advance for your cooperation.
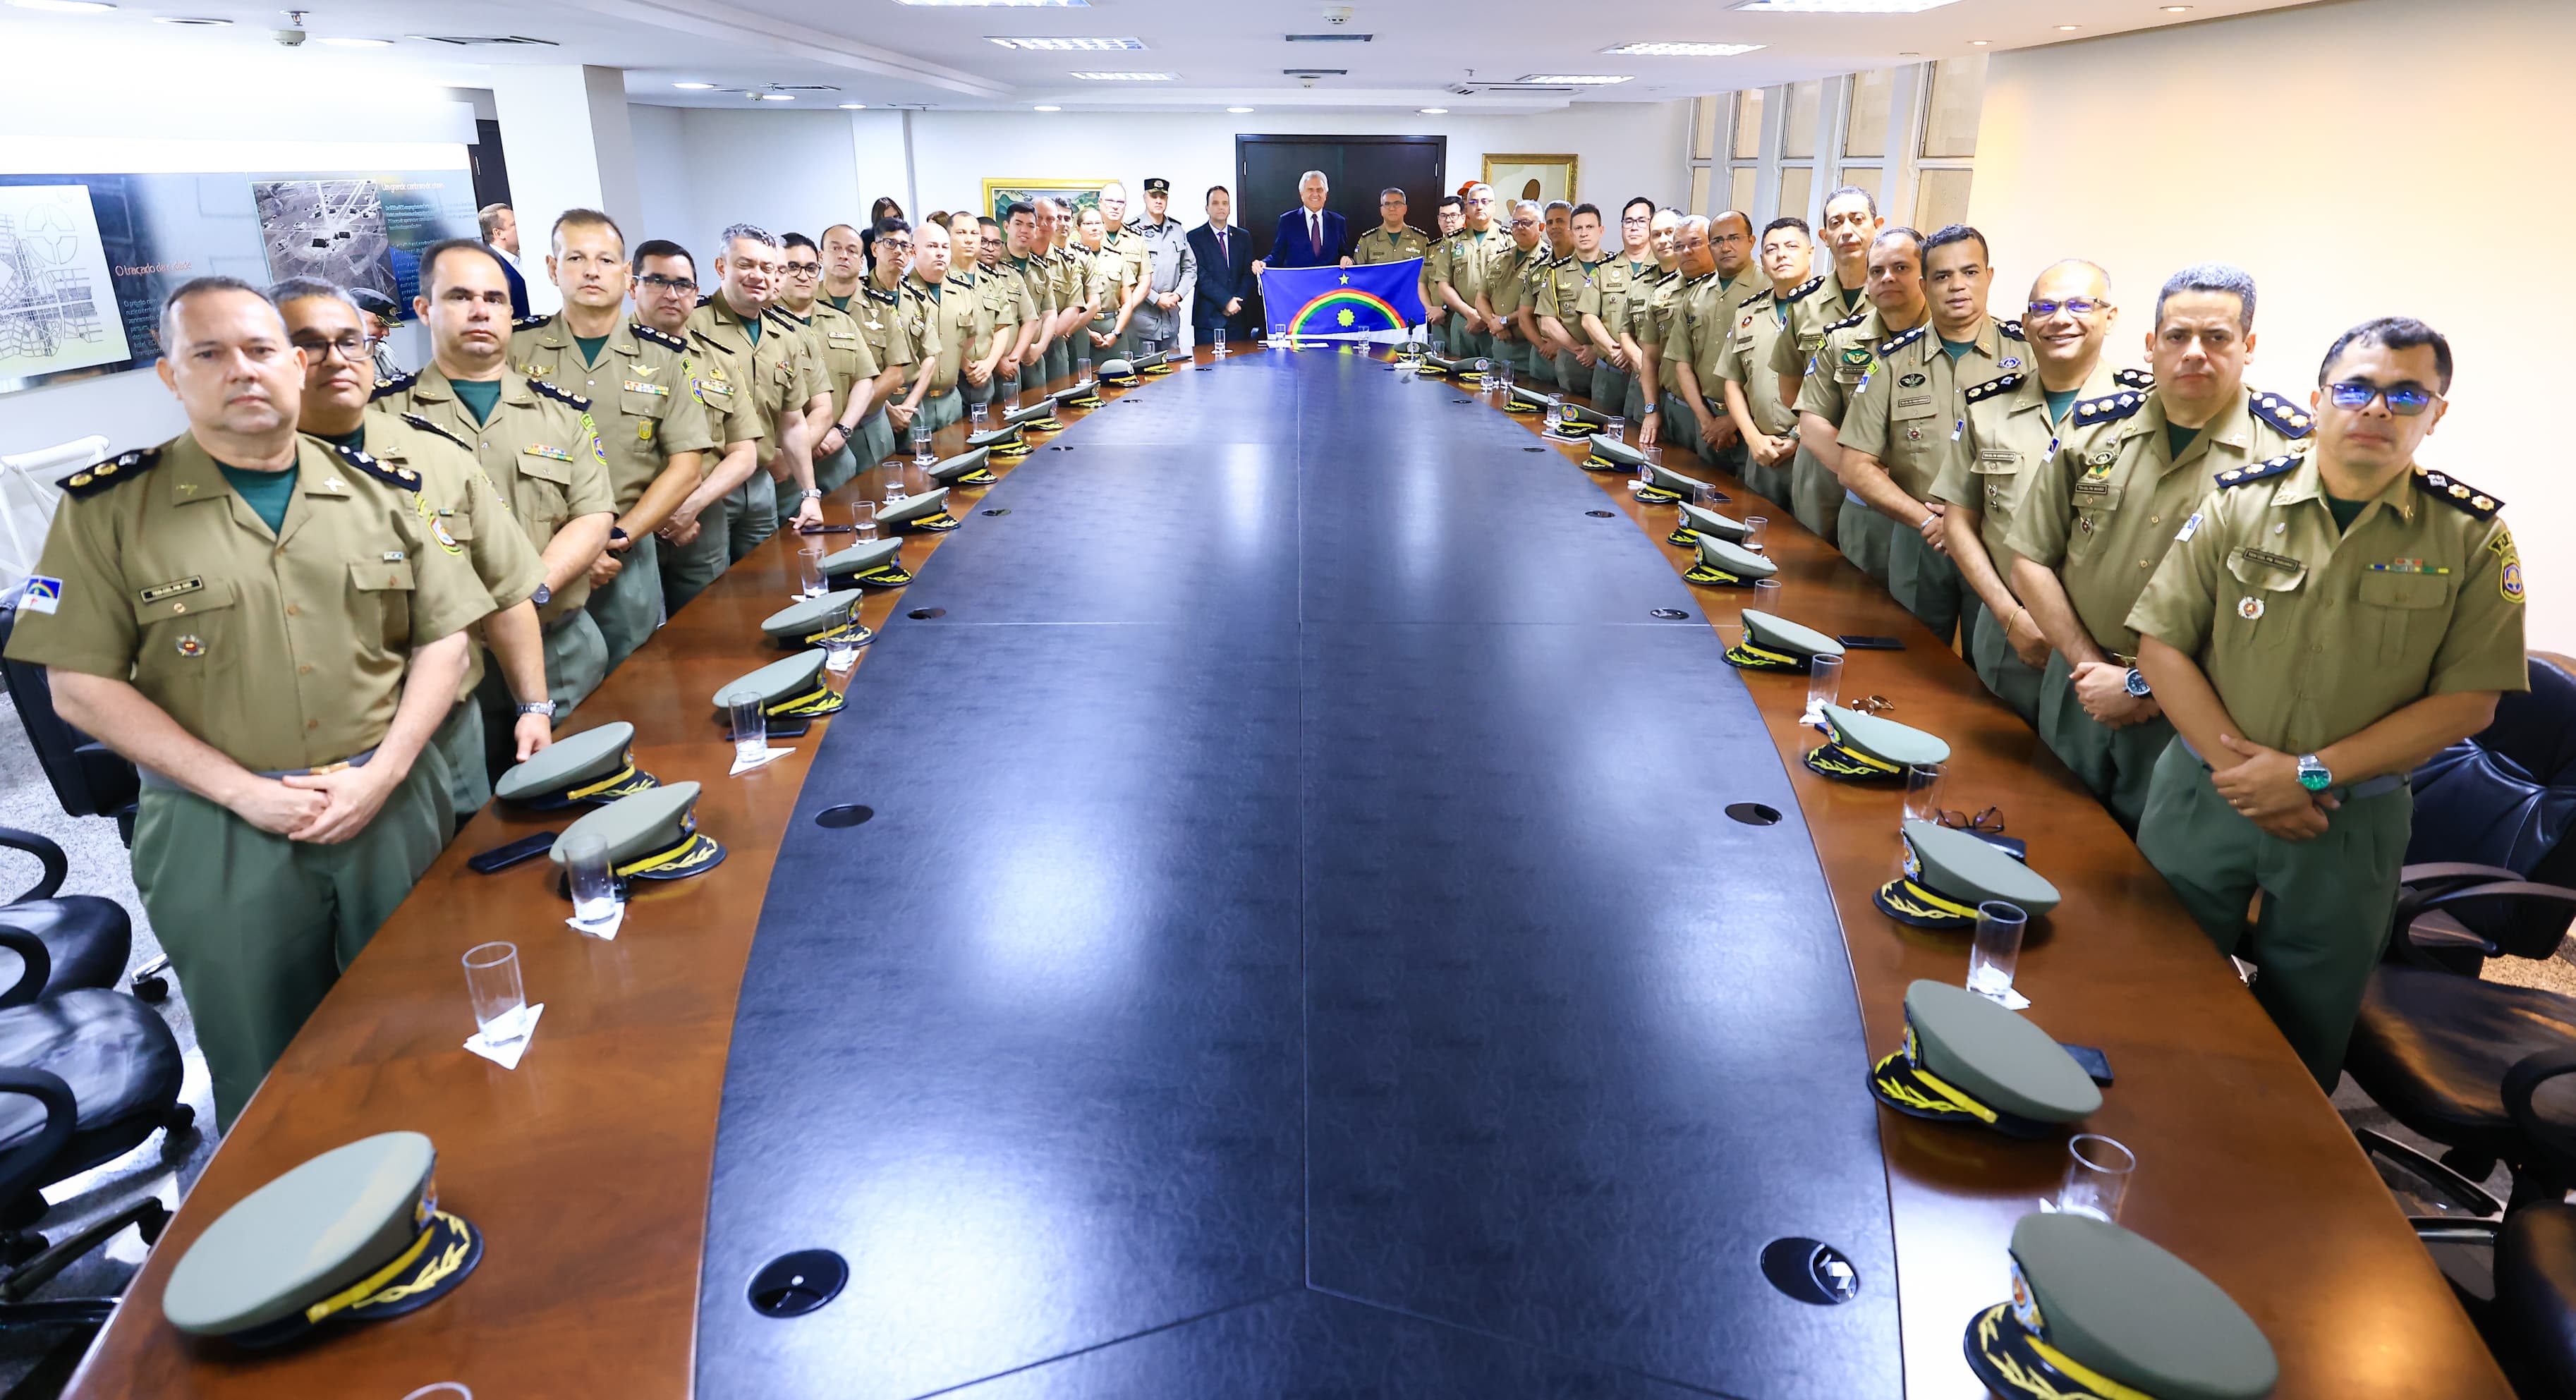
[1689,58,1985,236]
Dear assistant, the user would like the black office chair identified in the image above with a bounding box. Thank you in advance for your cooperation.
[2485,1046,2576,1396]
[0,827,139,1008]
[2406,655,2576,956]
[0,989,192,1323]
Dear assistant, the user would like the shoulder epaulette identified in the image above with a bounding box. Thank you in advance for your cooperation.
[332,441,419,492]
[2414,467,2503,520]
[2247,387,2315,439]
[1780,275,1825,303]
[763,306,798,325]
[1878,324,1928,356]
[945,274,972,288]
[400,413,472,453]
[370,370,417,403]
[61,446,159,498]
[632,322,686,353]
[2071,389,2148,426]
[511,314,552,333]
[695,293,715,306]
[528,377,591,412]
[1824,311,1869,334]
[1964,372,2023,405]
[2216,454,2302,489]
[1997,319,2025,341]
[866,286,899,305]
[2113,367,2154,391]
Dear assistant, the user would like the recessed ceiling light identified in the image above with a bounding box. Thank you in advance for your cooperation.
[839,102,868,109]
[1226,106,1254,113]
[2055,23,2080,29]
[1068,71,1172,80]
[6,0,117,13]
[674,81,717,90]
[152,13,231,22]
[758,92,796,100]
[1600,41,1763,56]
[1517,74,1633,85]
[986,35,1142,49]
[1730,0,1958,11]
[1033,104,1062,111]
[1419,107,1447,114]
[320,35,394,47]
[2161,4,2192,9]
[1969,37,1990,44]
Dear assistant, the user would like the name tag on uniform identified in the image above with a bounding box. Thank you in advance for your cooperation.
[2240,546,2302,571]
[137,576,201,604]
[1895,395,1933,411]
[622,380,669,397]
[828,331,859,343]
[1978,448,2017,464]
[2072,477,2111,497]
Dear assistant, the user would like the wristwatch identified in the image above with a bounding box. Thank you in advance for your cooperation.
[2296,753,2333,793]
[801,488,824,501]
[517,700,558,719]
[1640,403,1658,415]
[529,583,551,608]
[2122,666,2151,698]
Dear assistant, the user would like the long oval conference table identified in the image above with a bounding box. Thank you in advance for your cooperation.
[67,344,2508,1397]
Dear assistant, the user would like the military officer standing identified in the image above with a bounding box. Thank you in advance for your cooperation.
[1041,198,1090,385]
[1353,187,1430,271]
[679,225,822,571]
[1670,210,1763,473]
[8,277,491,1126]
[1932,260,2126,724]
[947,212,1031,416]
[1794,227,1930,583]
[1536,205,1606,394]
[774,230,881,498]
[1598,197,1660,422]
[1439,184,1510,363]
[1490,200,1548,384]
[855,218,938,444]
[1075,205,1132,360]
[629,240,763,616]
[909,220,972,431]
[1129,177,1195,358]
[1639,213,1704,454]
[2131,316,2523,1086]
[2008,264,2314,833]
[1419,195,1465,355]
[1097,183,1153,361]
[1631,209,1686,440]
[275,279,550,823]
[1774,186,1885,542]
[379,241,616,773]
[1000,202,1058,395]
[509,210,721,670]
[1836,225,2024,647]
[1714,217,1816,505]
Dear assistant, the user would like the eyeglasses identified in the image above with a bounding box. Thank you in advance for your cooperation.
[2027,298,2106,319]
[1936,805,2006,834]
[783,261,821,276]
[291,333,385,363]
[2326,380,2439,415]
[638,274,698,294]
[876,241,913,257]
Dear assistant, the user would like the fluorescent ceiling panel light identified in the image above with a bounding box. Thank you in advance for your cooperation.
[152,13,231,22]
[1225,106,1254,113]
[7,0,117,13]
[320,36,394,47]
[985,35,1142,49]
[1418,107,1447,114]
[1516,74,1632,85]
[1033,104,1062,111]
[1602,41,1763,56]
[839,102,867,108]
[758,92,796,100]
[673,81,717,89]
[1731,0,1960,12]
[1069,71,1173,80]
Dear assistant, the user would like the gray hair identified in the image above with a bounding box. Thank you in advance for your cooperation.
[1678,214,1711,237]
[157,274,276,354]
[267,277,360,317]
[719,222,779,252]
[1299,170,1329,190]
[1512,200,1543,221]
[2155,262,2256,330]
[1466,183,1493,200]
[1823,184,1879,220]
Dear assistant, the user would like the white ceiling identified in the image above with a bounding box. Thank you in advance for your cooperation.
[6,0,2311,115]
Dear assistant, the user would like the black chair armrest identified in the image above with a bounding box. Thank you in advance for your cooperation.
[0,828,66,905]
[0,1068,75,1215]
[0,927,51,1011]
[2403,861,2525,888]
[2503,1044,2576,1189]
[2411,881,2576,962]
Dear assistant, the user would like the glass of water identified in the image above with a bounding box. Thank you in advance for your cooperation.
[725,688,769,765]
[884,473,909,509]
[1969,899,2027,1003]
[852,503,878,541]
[796,552,823,600]
[462,942,528,1045]
[1644,443,1663,465]
[1212,326,1227,355]
[911,420,933,465]
[1543,394,1565,434]
[1003,384,1023,415]
[823,629,861,674]
[1804,653,1842,725]
[1608,415,1627,442]
[1753,577,1782,614]
[563,831,618,927]
[1744,515,1768,553]
[1075,354,1092,385]
[1904,762,1948,827]
[969,400,989,432]
[2058,1134,2136,1223]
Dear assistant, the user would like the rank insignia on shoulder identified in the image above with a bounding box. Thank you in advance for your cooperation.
[1825,311,1869,333]
[1964,373,2022,403]
[2072,390,2146,425]
[400,413,472,452]
[370,371,417,401]
[61,446,161,497]
[1878,324,1928,356]
[2415,467,2503,519]
[2113,367,2156,390]
[2216,453,2301,488]
[334,442,420,489]
[1781,274,1825,302]
[631,322,687,353]
[2248,388,2315,437]
[1997,318,2026,341]
[528,378,592,411]
[511,314,552,333]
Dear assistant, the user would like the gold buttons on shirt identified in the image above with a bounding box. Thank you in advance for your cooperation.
[286,604,300,616]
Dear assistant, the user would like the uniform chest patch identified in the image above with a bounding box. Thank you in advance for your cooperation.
[19,576,61,615]
[622,380,669,396]
[1899,372,1926,387]
[2237,597,2264,620]
[138,576,202,604]
[175,634,207,657]
[1840,347,1872,367]
[523,444,574,462]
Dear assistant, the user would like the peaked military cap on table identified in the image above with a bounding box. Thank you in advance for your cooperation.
[1004,400,1059,433]
[1137,348,1174,376]
[1098,356,1138,387]
[821,535,911,589]
[1063,373,1105,408]
[1669,500,1748,549]
[492,720,657,810]
[550,780,724,882]
[925,446,995,487]
[761,590,866,648]
[1968,1212,2278,1400]
[968,421,1031,460]
[1806,703,1951,782]
[1636,458,1711,504]
[877,484,958,533]
[1418,352,1455,379]
[712,649,846,721]
[1870,979,2102,1138]
[1686,534,1777,588]
[1876,817,2062,930]
[1548,401,1610,437]
[1506,385,1551,414]
[162,1131,480,1349]
[1584,433,1647,473]
[1727,608,1844,673]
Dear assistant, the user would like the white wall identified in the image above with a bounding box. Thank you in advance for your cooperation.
[1972,0,2575,649]
[632,108,865,268]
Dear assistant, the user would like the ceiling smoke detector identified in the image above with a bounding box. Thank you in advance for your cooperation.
[1321,5,1354,24]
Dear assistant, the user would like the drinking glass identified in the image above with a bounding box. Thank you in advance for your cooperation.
[1805,653,1843,724]
[796,552,823,600]
[1074,354,1092,385]
[851,504,878,542]
[1752,577,1783,614]
[1212,326,1227,355]
[2058,1134,2136,1223]
[1904,762,1948,827]
[1608,415,1627,442]
[1969,900,2027,1004]
[968,400,989,432]
[910,420,933,465]
[823,631,861,674]
[1543,394,1565,434]
[1744,515,1768,552]
[726,688,769,764]
[1002,385,1023,415]
[1644,444,1663,466]
[883,474,909,509]
[462,942,527,1045]
[564,831,618,926]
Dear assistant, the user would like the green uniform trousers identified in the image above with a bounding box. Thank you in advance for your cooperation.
[1622,376,1648,427]
[813,440,860,498]
[2137,738,2412,1088]
[1426,319,1452,358]
[856,409,897,480]
[1789,442,1845,546]
[1553,350,1590,399]
[1521,339,1556,387]
[963,372,997,408]
[1660,391,1703,456]
[2038,650,2174,835]
[1449,326,1491,363]
[920,387,964,434]
[136,755,451,1128]
[1836,495,1895,583]
[1969,602,2045,726]
[660,501,729,616]
[585,530,663,672]
[1591,361,1630,417]
[1735,433,1792,509]
[428,699,490,822]
[1044,339,1071,388]
[475,607,608,785]
[726,472,777,564]
[1888,520,1969,648]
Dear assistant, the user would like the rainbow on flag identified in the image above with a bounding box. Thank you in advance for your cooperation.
[1258,257,1427,343]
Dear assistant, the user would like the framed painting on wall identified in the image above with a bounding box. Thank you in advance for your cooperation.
[1481,154,1578,207]
[980,178,1113,227]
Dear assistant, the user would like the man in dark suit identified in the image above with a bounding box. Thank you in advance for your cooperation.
[1254,170,1348,274]
[1190,184,1257,343]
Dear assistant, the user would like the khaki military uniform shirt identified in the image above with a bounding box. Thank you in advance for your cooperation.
[2127,454,2527,754]
[1352,224,1430,267]
[4,432,492,772]
[375,365,614,621]
[684,296,812,463]
[919,274,986,394]
[1442,227,1512,310]
[1768,268,1871,383]
[1488,247,1543,327]
[1420,233,1453,312]
[1007,255,1058,345]
[507,317,721,514]
[1538,256,1602,331]
[1047,248,1089,328]
[1646,270,1701,396]
[970,266,1033,364]
[1713,289,1802,435]
[780,302,880,424]
[2007,384,2316,659]
[1933,361,2133,569]
[1792,307,1912,428]
[1079,245,1129,339]
[1663,273,1729,402]
[1839,317,2027,501]
[352,410,547,701]
[1108,227,1150,305]
[1596,257,1655,346]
